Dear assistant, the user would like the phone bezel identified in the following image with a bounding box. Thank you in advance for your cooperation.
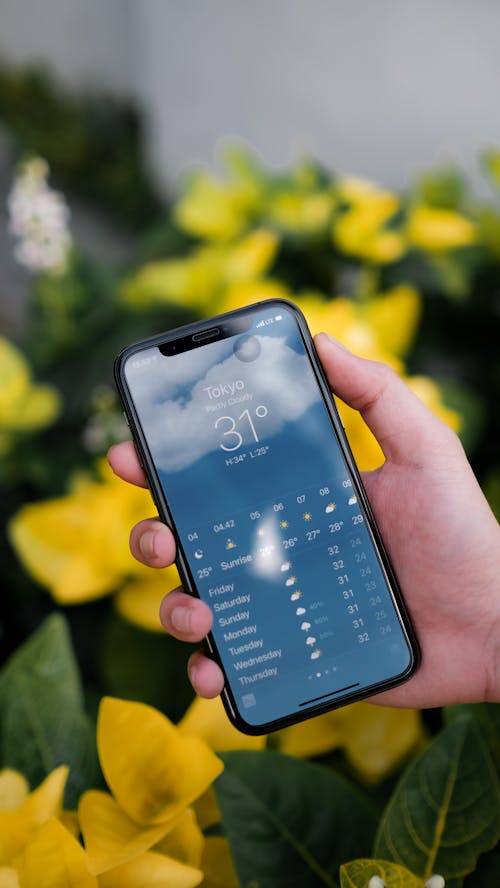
[114,298,420,735]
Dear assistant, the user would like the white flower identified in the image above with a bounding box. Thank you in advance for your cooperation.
[425,876,445,888]
[7,157,72,274]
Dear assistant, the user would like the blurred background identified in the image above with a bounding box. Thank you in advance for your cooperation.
[1,0,500,799]
[3,0,500,329]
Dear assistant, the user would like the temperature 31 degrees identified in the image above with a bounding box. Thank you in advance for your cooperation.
[215,406,269,452]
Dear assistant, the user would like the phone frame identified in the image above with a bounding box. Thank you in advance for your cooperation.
[115,298,420,734]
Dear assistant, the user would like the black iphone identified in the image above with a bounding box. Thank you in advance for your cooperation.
[115,299,419,734]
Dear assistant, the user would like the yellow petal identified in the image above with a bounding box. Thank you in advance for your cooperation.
[8,466,154,605]
[217,278,290,315]
[121,253,220,311]
[0,767,68,865]
[361,286,421,357]
[0,771,29,812]
[267,191,334,235]
[199,837,238,888]
[179,696,266,752]
[115,567,180,633]
[3,384,60,432]
[14,818,97,888]
[154,808,204,868]
[0,338,30,419]
[224,229,278,282]
[191,789,221,832]
[278,703,423,783]
[22,765,68,825]
[337,402,385,472]
[97,698,223,826]
[340,858,423,887]
[99,851,202,888]
[0,867,20,888]
[79,791,172,875]
[174,172,255,241]
[407,204,476,251]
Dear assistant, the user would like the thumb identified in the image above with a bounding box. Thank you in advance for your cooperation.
[314,332,460,468]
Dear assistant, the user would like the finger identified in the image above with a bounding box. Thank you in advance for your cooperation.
[160,588,213,642]
[108,441,148,488]
[314,332,460,467]
[130,518,176,567]
[187,650,225,698]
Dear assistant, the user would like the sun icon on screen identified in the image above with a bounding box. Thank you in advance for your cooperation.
[303,512,312,521]
[280,520,289,529]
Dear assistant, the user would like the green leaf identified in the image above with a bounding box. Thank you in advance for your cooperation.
[0,613,99,807]
[99,612,196,722]
[340,858,423,887]
[215,749,377,888]
[445,703,500,775]
[481,148,500,192]
[463,845,500,887]
[374,716,500,885]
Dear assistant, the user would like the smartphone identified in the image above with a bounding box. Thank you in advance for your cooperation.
[115,299,419,734]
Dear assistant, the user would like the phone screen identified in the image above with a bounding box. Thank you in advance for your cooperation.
[122,301,415,730]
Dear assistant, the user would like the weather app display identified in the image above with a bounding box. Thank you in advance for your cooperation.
[125,305,412,727]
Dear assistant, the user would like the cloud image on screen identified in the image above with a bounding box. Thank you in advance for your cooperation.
[127,335,321,474]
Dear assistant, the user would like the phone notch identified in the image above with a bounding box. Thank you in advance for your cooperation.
[159,313,252,356]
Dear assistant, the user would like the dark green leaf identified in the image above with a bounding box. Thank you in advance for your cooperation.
[375,716,500,885]
[99,612,195,722]
[215,749,377,888]
[0,613,99,807]
[463,844,500,886]
[445,703,500,774]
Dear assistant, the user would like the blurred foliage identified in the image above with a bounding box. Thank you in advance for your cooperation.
[1,64,500,884]
[0,60,162,228]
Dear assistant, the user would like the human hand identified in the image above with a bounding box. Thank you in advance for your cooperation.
[108,333,500,708]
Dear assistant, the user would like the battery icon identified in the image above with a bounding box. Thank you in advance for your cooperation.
[275,315,283,321]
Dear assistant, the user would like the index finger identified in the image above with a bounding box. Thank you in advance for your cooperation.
[108,441,148,488]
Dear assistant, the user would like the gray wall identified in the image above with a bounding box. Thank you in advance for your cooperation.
[1,0,500,194]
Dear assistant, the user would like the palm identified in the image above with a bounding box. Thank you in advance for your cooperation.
[362,434,499,708]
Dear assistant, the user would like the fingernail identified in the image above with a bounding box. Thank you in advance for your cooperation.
[139,530,157,559]
[171,606,191,633]
[324,332,348,351]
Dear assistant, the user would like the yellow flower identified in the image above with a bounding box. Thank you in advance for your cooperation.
[9,460,180,617]
[407,204,477,251]
[334,178,406,264]
[98,851,203,888]
[216,278,291,315]
[295,289,412,363]
[121,229,279,312]
[266,189,335,236]
[79,697,223,876]
[115,567,180,633]
[294,289,459,470]
[0,337,60,456]
[276,703,424,783]
[14,817,97,888]
[179,695,266,752]
[0,766,68,865]
[174,171,260,241]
